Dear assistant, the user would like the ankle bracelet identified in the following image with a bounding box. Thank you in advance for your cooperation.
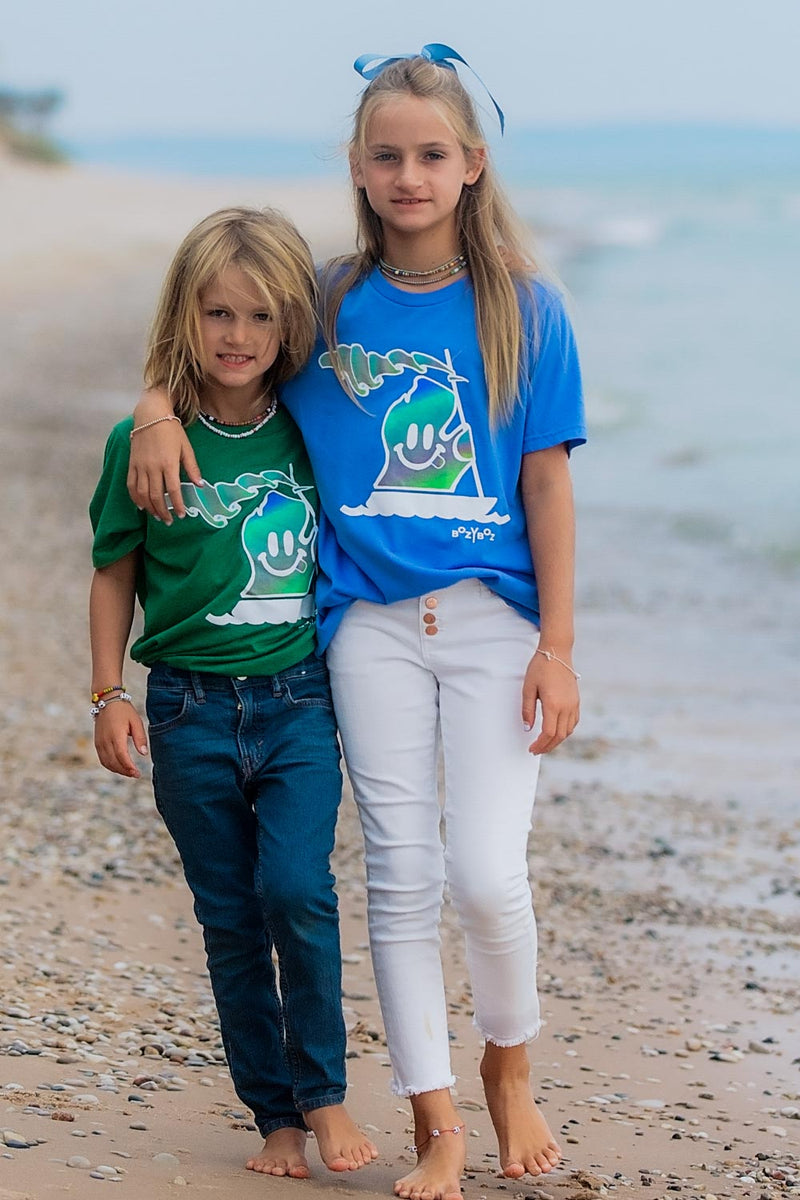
[408,1125,463,1154]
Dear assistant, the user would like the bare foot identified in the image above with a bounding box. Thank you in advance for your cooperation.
[303,1103,378,1172]
[395,1090,464,1200]
[481,1045,561,1178]
[246,1126,311,1177]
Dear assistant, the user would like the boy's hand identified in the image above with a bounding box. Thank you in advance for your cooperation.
[94,702,148,778]
[521,651,580,755]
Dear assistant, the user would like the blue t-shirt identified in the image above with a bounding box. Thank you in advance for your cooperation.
[283,267,586,650]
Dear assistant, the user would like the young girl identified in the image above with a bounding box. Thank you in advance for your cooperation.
[129,49,586,1200]
[89,206,378,1180]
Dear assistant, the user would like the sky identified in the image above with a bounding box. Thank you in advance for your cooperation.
[2,0,799,138]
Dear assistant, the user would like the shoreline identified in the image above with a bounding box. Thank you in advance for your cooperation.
[1,160,798,1199]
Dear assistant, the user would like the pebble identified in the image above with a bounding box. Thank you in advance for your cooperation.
[2,1130,31,1149]
[153,1152,181,1168]
[67,1154,92,1168]
[129,1122,148,1131]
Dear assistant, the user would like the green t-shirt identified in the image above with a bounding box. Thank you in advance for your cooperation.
[90,409,318,675]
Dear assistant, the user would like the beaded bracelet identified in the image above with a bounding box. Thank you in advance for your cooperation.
[91,685,124,704]
[130,414,181,439]
[90,691,134,718]
[535,648,582,680]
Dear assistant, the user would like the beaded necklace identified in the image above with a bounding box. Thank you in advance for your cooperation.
[378,252,467,287]
[197,393,278,439]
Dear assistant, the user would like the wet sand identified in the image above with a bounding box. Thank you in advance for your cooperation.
[1,160,798,1200]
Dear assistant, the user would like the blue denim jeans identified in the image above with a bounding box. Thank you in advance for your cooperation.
[146,655,346,1135]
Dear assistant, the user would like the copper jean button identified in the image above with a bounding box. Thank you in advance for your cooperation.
[423,613,436,625]
[424,625,438,636]
[424,597,438,609]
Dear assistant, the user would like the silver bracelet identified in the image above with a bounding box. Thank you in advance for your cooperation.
[535,648,581,680]
[130,414,181,439]
[90,691,134,718]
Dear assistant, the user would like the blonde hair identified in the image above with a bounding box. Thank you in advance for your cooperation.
[145,206,318,424]
[322,56,538,425]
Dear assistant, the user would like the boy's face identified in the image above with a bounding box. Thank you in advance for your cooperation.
[198,266,280,413]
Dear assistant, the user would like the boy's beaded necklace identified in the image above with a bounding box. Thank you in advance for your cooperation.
[197,393,278,439]
[378,252,467,287]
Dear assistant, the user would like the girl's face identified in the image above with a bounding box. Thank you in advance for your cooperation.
[351,95,484,253]
[197,266,280,412]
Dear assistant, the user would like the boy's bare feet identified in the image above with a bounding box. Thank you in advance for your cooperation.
[303,1103,378,1171]
[395,1089,464,1200]
[481,1043,561,1177]
[246,1126,310,1177]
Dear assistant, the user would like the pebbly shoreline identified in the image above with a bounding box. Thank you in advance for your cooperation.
[1,160,798,1200]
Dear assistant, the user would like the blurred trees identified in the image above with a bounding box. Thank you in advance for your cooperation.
[0,84,66,163]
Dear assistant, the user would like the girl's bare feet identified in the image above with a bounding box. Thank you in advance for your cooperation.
[303,1103,379,1171]
[481,1043,561,1177]
[246,1126,310,1177]
[395,1089,465,1200]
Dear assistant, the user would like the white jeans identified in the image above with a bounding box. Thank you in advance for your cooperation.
[327,578,542,1097]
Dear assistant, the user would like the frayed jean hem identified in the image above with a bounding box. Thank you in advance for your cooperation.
[390,1074,456,1098]
[475,1021,542,1048]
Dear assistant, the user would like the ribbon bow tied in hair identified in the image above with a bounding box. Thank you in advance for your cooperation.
[353,42,505,134]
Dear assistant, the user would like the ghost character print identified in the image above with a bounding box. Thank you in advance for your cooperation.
[320,343,509,523]
[168,467,317,626]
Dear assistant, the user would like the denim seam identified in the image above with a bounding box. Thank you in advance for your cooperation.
[269,924,303,1093]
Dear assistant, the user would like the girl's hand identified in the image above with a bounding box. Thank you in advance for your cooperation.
[521,650,580,755]
[127,389,202,523]
[93,702,149,778]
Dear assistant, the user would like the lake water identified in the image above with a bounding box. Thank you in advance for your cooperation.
[68,125,800,568]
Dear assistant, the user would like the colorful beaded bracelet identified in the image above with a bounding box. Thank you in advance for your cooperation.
[90,691,133,718]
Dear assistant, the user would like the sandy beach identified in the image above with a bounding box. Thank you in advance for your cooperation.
[1,159,798,1200]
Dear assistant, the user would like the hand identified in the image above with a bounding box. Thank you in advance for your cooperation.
[94,702,148,778]
[521,650,580,755]
[127,390,202,523]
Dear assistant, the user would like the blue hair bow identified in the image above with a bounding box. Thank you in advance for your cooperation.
[353,42,505,134]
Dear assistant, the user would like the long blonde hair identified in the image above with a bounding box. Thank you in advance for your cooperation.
[322,56,537,425]
[145,207,318,424]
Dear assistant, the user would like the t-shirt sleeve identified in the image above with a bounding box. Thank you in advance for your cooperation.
[521,282,587,455]
[89,419,147,568]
